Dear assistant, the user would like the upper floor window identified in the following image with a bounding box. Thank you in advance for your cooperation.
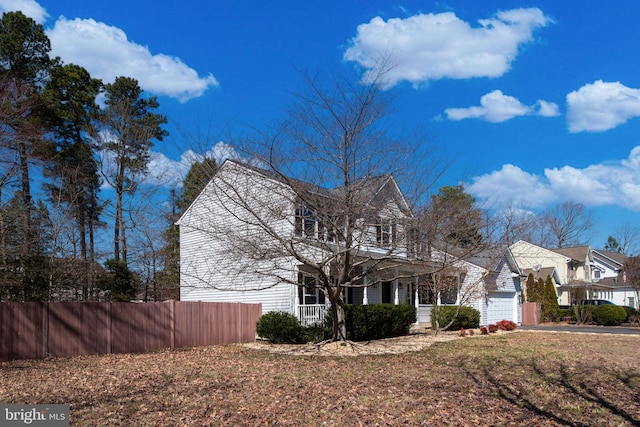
[295,205,317,238]
[375,218,396,247]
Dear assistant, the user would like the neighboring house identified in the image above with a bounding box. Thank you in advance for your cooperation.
[178,160,521,327]
[510,240,638,309]
[510,240,569,303]
[591,250,636,308]
[549,245,593,305]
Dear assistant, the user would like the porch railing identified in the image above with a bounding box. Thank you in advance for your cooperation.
[298,304,327,326]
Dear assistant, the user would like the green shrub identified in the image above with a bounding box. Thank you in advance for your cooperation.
[622,306,638,322]
[343,304,417,341]
[431,305,480,331]
[302,322,331,343]
[591,305,627,326]
[256,311,306,344]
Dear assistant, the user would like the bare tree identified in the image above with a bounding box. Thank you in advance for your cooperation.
[543,201,594,248]
[178,68,504,341]
[493,206,549,247]
[609,223,640,255]
[412,197,497,333]
[623,256,640,309]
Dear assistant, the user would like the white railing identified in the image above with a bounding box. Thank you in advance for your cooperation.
[298,304,328,326]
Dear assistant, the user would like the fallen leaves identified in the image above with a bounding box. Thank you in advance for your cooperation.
[0,332,638,426]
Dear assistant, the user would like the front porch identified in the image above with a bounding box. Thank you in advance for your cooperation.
[295,276,459,326]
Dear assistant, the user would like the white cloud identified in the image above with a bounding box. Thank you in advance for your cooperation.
[144,142,241,187]
[566,80,640,133]
[0,0,48,23]
[535,100,561,117]
[344,8,550,88]
[47,17,219,102]
[444,90,558,123]
[467,164,555,208]
[467,147,640,211]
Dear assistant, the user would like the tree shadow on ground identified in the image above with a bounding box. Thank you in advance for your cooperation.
[464,358,640,426]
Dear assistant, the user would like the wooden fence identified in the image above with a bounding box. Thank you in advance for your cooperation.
[521,302,541,326]
[0,301,262,362]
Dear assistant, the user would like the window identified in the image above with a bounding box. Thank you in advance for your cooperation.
[295,205,317,238]
[418,274,459,305]
[419,286,435,305]
[297,273,325,305]
[375,218,396,246]
[594,270,601,279]
[440,288,457,304]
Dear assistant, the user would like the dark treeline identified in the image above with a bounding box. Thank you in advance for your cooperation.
[0,11,179,302]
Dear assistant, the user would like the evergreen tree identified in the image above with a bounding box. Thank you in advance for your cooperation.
[603,235,622,253]
[0,11,53,298]
[525,273,544,303]
[176,157,217,211]
[429,185,483,248]
[541,275,559,320]
[96,76,167,263]
[100,258,138,301]
[42,63,103,299]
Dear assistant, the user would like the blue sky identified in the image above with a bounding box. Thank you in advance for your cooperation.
[2,0,640,249]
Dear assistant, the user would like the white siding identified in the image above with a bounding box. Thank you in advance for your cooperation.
[178,162,300,315]
[481,262,521,325]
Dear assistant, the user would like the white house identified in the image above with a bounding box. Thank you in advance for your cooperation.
[591,250,636,308]
[178,160,521,327]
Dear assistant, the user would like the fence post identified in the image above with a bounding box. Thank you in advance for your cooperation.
[169,300,175,350]
[43,302,49,359]
[107,302,112,355]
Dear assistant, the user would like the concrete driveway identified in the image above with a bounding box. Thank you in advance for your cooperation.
[520,324,640,335]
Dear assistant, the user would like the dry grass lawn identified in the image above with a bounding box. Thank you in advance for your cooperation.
[1,331,639,426]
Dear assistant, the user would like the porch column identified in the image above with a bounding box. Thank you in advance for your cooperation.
[294,284,300,320]
[363,271,369,305]
[414,277,419,309]
[394,278,399,305]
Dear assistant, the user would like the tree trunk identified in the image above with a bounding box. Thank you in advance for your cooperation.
[328,287,347,341]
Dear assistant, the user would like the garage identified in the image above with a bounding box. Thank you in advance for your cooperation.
[484,292,517,325]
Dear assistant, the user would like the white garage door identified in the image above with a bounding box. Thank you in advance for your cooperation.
[486,293,515,324]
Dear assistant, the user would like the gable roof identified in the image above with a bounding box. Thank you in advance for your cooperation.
[592,249,627,267]
[178,159,413,224]
[522,266,560,283]
[549,245,591,262]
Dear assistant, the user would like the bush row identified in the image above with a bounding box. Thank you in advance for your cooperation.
[547,305,635,326]
[344,303,417,341]
[256,304,417,344]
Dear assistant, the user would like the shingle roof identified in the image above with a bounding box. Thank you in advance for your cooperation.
[549,245,590,261]
[592,249,627,266]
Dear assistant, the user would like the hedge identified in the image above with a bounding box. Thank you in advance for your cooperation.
[344,304,417,341]
[591,305,627,326]
[431,305,480,330]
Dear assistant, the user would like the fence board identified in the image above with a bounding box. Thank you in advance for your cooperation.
[521,302,541,326]
[0,302,44,360]
[0,301,261,362]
